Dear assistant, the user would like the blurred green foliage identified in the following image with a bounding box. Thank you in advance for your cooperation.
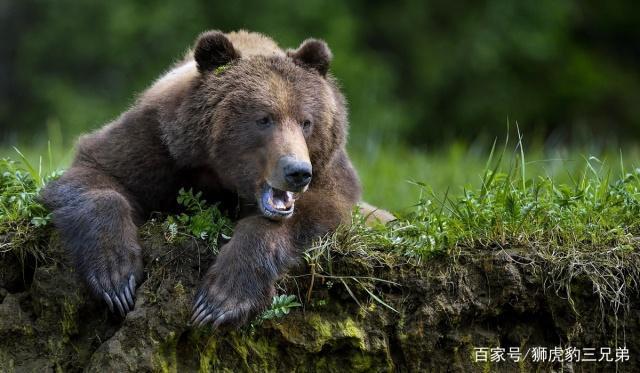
[2,0,639,147]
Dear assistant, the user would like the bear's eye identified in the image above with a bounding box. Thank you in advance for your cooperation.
[302,120,312,129]
[256,116,273,128]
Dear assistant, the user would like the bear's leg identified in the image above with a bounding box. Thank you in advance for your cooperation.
[191,216,295,328]
[358,201,396,225]
[41,167,143,316]
[191,182,358,328]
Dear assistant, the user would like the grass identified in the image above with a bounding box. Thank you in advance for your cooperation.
[0,147,62,266]
[7,136,640,212]
[306,136,640,319]
[350,140,640,211]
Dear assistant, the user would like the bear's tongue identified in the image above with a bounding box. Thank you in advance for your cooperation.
[269,188,295,211]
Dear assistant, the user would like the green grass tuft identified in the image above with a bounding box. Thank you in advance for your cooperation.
[0,150,62,264]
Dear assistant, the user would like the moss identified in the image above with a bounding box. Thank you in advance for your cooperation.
[482,359,492,373]
[275,312,371,360]
[154,331,178,373]
[46,338,66,371]
[192,331,279,372]
[350,352,373,371]
[227,334,250,369]
[341,318,367,350]
[308,314,333,339]
[60,297,78,341]
[311,352,381,373]
[228,332,279,371]
[0,349,15,373]
[198,335,219,372]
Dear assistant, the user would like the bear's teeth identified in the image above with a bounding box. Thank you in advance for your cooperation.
[266,187,296,211]
[273,198,286,210]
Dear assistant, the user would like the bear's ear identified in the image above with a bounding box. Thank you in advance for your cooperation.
[194,31,240,73]
[287,39,332,77]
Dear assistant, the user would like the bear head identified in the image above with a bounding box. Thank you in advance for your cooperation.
[171,31,348,221]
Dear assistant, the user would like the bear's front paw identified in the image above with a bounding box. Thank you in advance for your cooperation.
[191,270,274,329]
[84,246,143,317]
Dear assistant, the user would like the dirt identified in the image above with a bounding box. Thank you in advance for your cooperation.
[0,223,637,372]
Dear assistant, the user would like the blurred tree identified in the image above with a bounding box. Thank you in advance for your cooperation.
[1,0,638,147]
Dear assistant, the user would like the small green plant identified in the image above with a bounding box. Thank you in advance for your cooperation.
[213,63,231,75]
[245,294,302,331]
[0,155,61,228]
[0,149,62,265]
[163,188,233,247]
[259,294,302,321]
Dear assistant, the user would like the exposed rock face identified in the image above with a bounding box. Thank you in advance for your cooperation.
[0,225,637,372]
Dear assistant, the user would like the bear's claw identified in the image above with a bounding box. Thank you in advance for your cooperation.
[190,294,224,326]
[190,237,276,329]
[190,285,259,328]
[192,293,205,312]
[95,274,137,317]
[191,305,211,326]
[190,299,249,328]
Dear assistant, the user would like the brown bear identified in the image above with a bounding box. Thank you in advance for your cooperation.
[41,30,389,328]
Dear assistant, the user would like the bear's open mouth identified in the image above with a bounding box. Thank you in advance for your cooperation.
[258,183,300,220]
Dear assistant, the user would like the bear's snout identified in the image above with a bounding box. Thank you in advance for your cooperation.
[281,156,312,191]
[259,156,311,220]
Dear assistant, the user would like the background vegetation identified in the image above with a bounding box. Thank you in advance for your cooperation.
[1,0,639,210]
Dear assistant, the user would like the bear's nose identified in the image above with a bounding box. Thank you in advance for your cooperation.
[283,157,312,190]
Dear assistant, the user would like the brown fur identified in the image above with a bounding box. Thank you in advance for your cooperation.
[41,30,365,327]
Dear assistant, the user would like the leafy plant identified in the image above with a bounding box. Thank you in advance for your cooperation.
[259,294,302,321]
[163,188,233,247]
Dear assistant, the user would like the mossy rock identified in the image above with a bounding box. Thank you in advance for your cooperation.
[0,224,638,372]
